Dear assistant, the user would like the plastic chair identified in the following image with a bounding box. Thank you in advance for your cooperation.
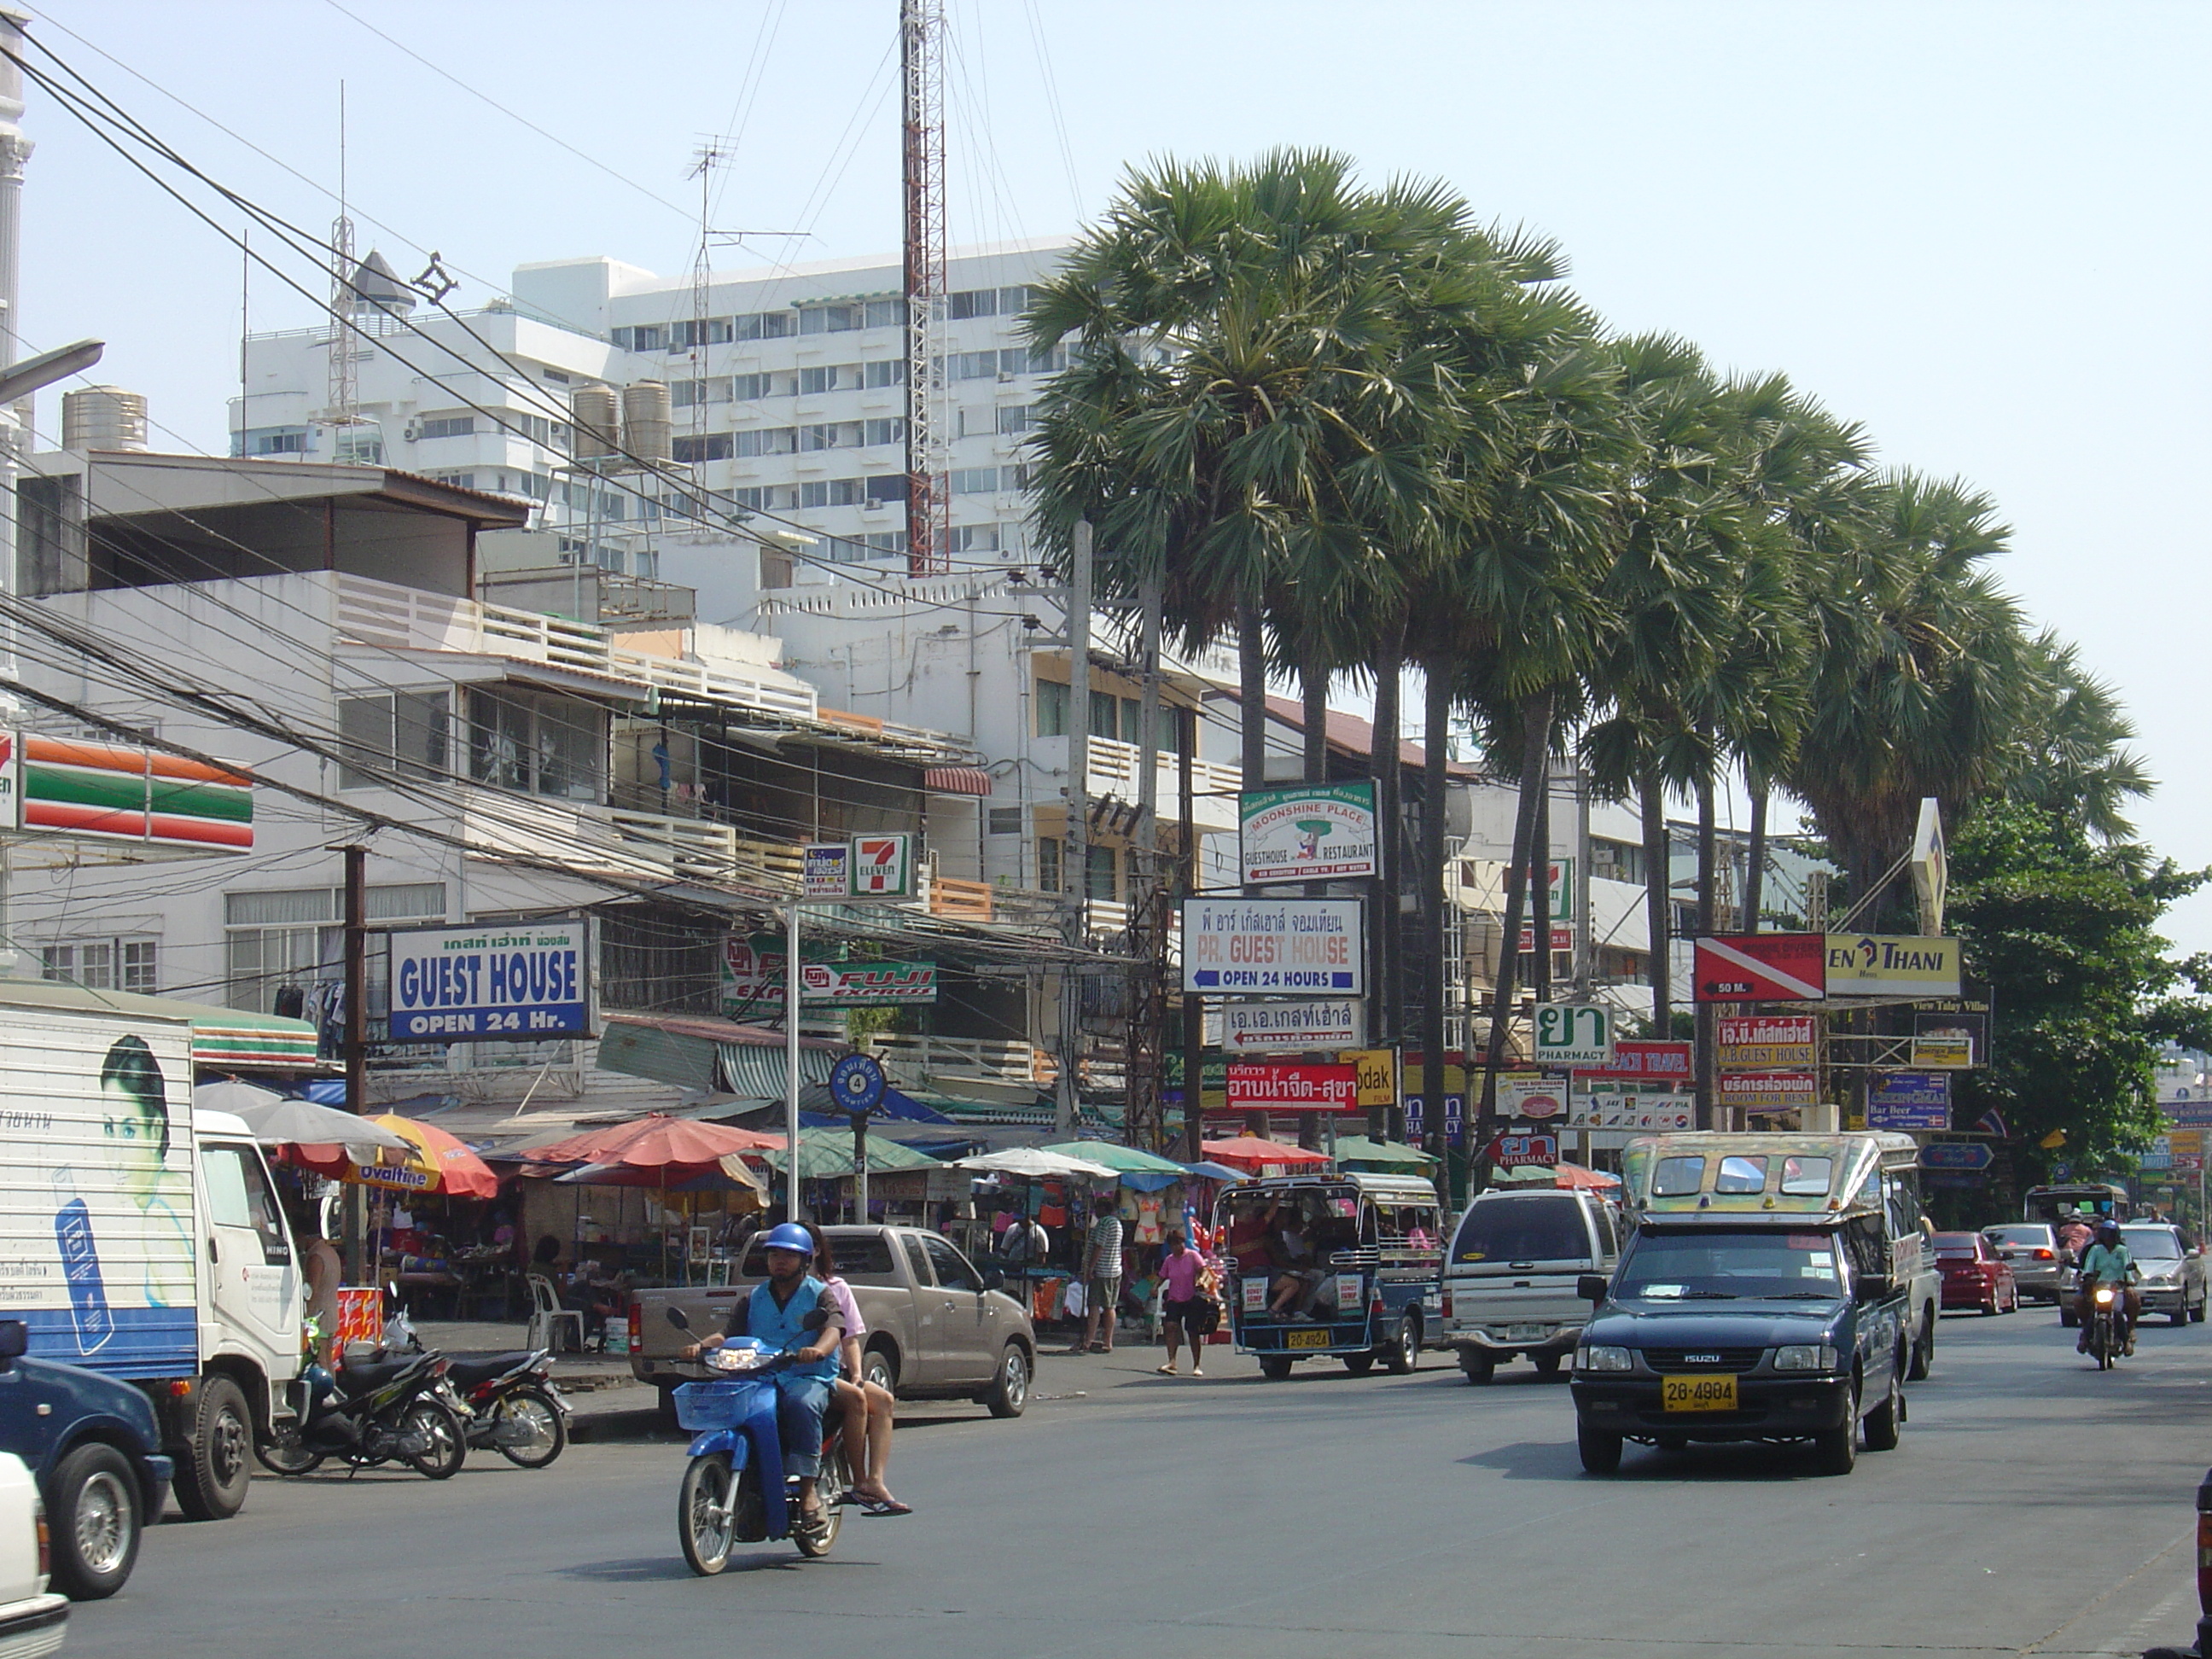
[525,1273,585,1354]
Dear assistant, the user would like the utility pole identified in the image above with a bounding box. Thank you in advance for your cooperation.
[786,898,805,1222]
[1125,553,1166,1150]
[1179,704,1202,1161]
[342,843,369,1284]
[899,0,948,577]
[1056,521,1092,1138]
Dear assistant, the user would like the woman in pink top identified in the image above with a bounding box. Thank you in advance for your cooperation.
[1154,1230,1212,1377]
[805,1224,910,1515]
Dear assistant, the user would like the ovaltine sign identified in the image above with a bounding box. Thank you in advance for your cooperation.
[1182,898,1363,995]
[1224,1061,1359,1111]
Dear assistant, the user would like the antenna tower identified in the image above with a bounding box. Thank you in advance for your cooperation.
[900,0,949,578]
[326,83,357,426]
[686,141,727,451]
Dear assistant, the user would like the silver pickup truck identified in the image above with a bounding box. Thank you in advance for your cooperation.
[1441,1187,1621,1383]
[630,1225,1038,1418]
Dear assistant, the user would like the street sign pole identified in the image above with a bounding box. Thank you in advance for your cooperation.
[787,897,804,1223]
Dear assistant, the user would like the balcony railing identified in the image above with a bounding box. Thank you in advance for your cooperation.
[873,1032,1057,1089]
[1083,736,1242,828]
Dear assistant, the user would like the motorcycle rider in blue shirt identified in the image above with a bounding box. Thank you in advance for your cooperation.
[681,1222,847,1536]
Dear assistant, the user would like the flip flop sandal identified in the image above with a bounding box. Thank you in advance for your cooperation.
[859,1496,914,1516]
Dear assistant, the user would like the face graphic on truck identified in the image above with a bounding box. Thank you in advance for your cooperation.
[98,1034,172,1202]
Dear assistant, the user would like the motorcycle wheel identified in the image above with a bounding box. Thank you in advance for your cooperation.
[403,1400,467,1480]
[679,1453,736,1576]
[795,1443,849,1559]
[254,1434,325,1477]
[492,1385,568,1470]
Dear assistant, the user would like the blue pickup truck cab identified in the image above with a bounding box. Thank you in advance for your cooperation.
[1571,1132,1926,1478]
[0,1318,173,1598]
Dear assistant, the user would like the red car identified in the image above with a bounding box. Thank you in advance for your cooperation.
[1934,1231,2018,1314]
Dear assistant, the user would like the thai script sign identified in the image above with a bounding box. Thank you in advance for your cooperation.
[387,922,590,1041]
[1717,1015,1818,1071]
[1238,783,1377,885]
[1223,1061,1359,1111]
[1716,1071,1820,1109]
[1220,999,1363,1053]
[1181,898,1363,995]
[720,935,937,1008]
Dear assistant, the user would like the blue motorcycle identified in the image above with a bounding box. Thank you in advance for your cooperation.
[665,1307,852,1574]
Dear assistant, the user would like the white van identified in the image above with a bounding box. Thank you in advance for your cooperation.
[1442,1188,1620,1382]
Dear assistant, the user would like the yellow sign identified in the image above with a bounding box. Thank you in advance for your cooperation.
[2040,1127,2067,1150]
[2169,1130,2204,1156]
[1342,1049,1399,1109]
[1825,934,1961,999]
[1910,1035,1975,1069]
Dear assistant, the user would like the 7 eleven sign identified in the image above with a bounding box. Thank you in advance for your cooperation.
[848,833,916,899]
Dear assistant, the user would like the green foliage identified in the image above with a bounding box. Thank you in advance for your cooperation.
[1949,802,2210,1177]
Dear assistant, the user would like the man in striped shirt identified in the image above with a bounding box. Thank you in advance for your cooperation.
[1080,1193,1124,1354]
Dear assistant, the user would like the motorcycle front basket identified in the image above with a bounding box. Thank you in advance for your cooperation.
[673,1378,762,1431]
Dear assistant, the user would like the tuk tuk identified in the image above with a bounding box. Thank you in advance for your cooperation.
[1216,1173,1444,1379]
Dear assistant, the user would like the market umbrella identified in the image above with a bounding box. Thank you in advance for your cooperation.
[1330,1135,1437,1170]
[514,1112,783,1169]
[1032,1140,1187,1176]
[552,1154,765,1194]
[1181,1160,1250,1185]
[208,1091,413,1153]
[192,1080,285,1118]
[283,1113,500,1199]
[1198,1136,1331,1174]
[1493,1162,1620,1190]
[955,1146,1117,1180]
[762,1126,947,1180]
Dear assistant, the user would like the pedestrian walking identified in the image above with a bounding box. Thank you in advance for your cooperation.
[1080,1192,1123,1354]
[1154,1230,1211,1377]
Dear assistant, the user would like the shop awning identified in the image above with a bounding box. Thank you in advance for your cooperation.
[923,765,992,796]
[596,1011,839,1096]
[0,979,322,1072]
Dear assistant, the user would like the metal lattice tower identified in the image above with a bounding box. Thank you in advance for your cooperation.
[686,143,727,452]
[900,0,949,578]
[325,86,357,426]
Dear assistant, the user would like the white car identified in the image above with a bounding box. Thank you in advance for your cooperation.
[0,1454,65,1656]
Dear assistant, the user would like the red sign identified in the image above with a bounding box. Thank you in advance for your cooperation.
[1484,1132,1560,1168]
[1575,1039,1693,1082]
[1693,934,1826,1003]
[1516,924,1576,953]
[1224,1061,1359,1111]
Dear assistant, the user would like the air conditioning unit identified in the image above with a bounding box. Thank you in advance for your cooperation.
[861,498,887,513]
[402,419,421,442]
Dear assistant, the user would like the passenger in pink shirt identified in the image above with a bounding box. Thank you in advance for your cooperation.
[1154,1231,1214,1377]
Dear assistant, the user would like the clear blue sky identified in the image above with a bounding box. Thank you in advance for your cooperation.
[24,2,2212,946]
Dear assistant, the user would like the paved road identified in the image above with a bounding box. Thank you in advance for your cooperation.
[59,1309,2212,1657]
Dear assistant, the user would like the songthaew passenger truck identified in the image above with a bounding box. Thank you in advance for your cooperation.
[0,981,303,1520]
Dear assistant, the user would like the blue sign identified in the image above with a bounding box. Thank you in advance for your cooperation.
[830,1052,887,1116]
[1402,1092,1466,1148]
[387,921,590,1042]
[1867,1071,1950,1131]
[1919,1141,1993,1171]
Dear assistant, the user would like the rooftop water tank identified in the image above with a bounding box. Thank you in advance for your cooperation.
[61,385,149,451]
[621,381,672,464]
[570,384,620,462]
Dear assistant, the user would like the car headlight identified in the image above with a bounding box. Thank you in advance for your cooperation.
[1773,1344,1839,1372]
[1575,1344,1633,1373]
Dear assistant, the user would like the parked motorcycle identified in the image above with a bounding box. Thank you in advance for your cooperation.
[446,1349,569,1468]
[665,1306,851,1574]
[257,1333,467,1479]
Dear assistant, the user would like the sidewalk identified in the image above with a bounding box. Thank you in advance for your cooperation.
[414,1318,638,1394]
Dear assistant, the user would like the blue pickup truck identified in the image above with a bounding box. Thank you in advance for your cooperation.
[0,1318,173,1598]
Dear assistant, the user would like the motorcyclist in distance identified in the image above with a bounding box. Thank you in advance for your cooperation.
[679,1222,846,1537]
[2075,1218,2141,1357]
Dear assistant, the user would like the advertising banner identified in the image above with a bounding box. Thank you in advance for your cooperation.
[8,732,256,852]
[1516,924,1577,954]
[1238,783,1378,885]
[1824,934,1961,1000]
[1715,1072,1820,1110]
[802,842,852,899]
[1920,1142,1994,1171]
[1499,1076,1568,1122]
[849,833,916,899]
[1866,1071,1952,1130]
[1342,1048,1398,1108]
[720,935,937,1008]
[1485,1132,1560,1169]
[1223,1061,1359,1112]
[1568,1086,1695,1132]
[387,921,591,1042]
[1910,1035,1975,1069]
[1181,897,1363,995]
[1716,1015,1819,1071]
[1693,934,1826,1002]
[1532,1004,1615,1067]
[1574,1040,1693,1085]
[1220,999,1363,1053]
[1915,1010,1989,1066]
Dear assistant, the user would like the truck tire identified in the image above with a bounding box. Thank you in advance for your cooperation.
[1459,1350,1495,1386]
[1815,1381,1861,1476]
[49,1442,141,1600]
[1577,1423,1622,1475]
[1382,1314,1420,1375]
[1862,1353,1904,1452]
[1258,1354,1295,1381]
[1906,1308,1935,1381]
[982,1342,1029,1417]
[173,1374,253,1521]
[862,1342,899,1392]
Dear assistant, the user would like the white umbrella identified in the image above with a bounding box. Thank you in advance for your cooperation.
[206,1090,413,1153]
[192,1080,288,1118]
[955,1146,1117,1179]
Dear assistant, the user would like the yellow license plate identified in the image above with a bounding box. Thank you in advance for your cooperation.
[1286,1328,1330,1349]
[1662,1374,1738,1412]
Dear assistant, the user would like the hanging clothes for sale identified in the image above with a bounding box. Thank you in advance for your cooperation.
[1039,1180,1068,1229]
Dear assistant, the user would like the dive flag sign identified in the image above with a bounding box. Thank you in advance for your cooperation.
[1693,934,1827,1003]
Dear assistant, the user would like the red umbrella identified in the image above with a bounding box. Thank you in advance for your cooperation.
[1200,1135,1332,1173]
[282,1113,500,1200]
[513,1113,783,1170]
[1551,1161,1621,1191]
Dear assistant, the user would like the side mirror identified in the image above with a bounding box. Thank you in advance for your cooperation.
[0,1319,26,1370]
[1576,1274,1608,1304]
[983,1270,1006,1291]
[1857,1272,1895,1301]
[665,1307,692,1332]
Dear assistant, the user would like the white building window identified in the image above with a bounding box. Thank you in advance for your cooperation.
[224,884,445,1016]
[42,938,157,995]
[338,691,450,789]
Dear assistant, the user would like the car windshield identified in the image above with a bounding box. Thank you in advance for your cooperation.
[1985,1226,2050,1247]
[2122,1227,2183,1260]
[1932,1234,1979,1257]
[1450,1196,1586,1264]
[1615,1229,1842,1301]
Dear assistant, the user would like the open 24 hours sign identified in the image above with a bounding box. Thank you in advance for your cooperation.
[388,920,591,1041]
[1181,898,1363,995]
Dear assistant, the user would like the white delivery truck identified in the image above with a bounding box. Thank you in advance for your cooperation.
[0,981,302,1520]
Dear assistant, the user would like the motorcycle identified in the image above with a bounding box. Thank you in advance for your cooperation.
[665,1306,852,1574]
[2084,1279,2127,1370]
[257,1343,468,1478]
[379,1296,568,1470]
